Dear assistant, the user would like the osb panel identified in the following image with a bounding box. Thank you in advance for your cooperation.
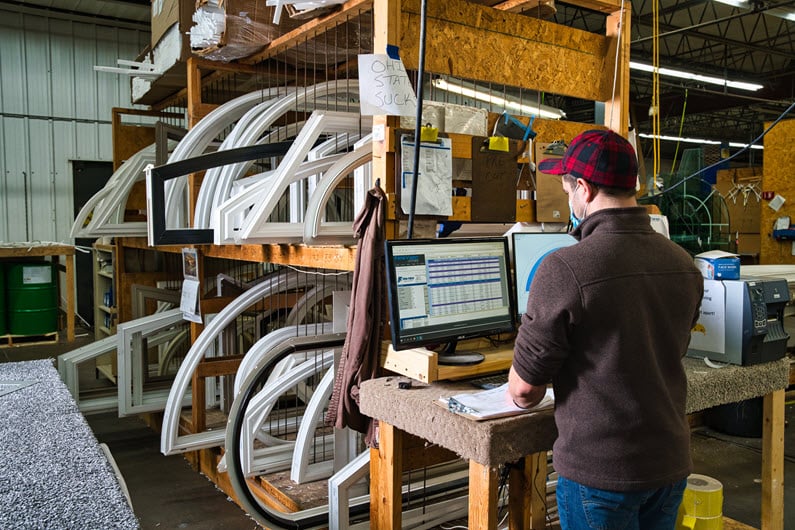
[761,119,795,264]
[113,124,155,170]
[399,0,611,101]
[531,118,607,145]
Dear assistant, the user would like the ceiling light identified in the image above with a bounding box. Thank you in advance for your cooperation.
[630,62,764,91]
[431,79,566,120]
[638,133,764,150]
[714,0,795,23]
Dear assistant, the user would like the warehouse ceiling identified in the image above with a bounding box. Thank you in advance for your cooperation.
[7,0,795,163]
[546,0,795,162]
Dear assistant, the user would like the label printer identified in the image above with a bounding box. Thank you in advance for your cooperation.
[687,277,790,365]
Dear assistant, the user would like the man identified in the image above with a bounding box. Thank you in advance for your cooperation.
[508,129,703,529]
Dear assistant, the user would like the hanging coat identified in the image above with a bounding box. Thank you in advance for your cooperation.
[326,184,386,446]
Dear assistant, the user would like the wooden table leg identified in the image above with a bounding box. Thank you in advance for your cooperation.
[761,389,784,530]
[469,460,498,530]
[371,421,403,529]
[509,451,548,529]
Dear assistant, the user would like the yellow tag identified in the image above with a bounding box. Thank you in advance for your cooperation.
[488,136,510,152]
[420,126,438,143]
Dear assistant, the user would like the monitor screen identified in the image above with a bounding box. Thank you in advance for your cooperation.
[385,237,515,351]
[512,232,577,315]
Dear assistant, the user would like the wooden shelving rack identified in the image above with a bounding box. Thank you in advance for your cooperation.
[111,0,631,516]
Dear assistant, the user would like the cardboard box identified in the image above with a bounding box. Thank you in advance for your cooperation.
[151,0,194,52]
[694,250,740,280]
[534,142,569,223]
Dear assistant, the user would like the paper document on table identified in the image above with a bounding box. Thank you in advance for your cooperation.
[439,384,554,421]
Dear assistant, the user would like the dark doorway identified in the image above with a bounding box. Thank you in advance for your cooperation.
[72,161,113,329]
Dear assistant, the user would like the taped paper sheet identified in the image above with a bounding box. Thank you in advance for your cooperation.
[400,135,453,216]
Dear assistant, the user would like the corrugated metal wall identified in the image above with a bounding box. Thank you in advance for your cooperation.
[0,8,149,243]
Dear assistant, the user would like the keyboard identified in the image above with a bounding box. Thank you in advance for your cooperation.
[466,371,509,390]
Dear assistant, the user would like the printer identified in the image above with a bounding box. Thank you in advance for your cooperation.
[687,276,790,365]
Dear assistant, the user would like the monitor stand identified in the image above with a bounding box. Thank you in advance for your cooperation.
[436,340,485,366]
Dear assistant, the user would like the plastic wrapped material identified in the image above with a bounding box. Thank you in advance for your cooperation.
[191,0,373,66]
[190,0,304,62]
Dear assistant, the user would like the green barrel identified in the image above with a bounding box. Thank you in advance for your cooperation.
[6,262,58,336]
[0,264,6,335]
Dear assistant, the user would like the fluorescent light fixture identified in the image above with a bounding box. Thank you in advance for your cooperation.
[431,78,566,120]
[638,132,764,150]
[714,0,795,22]
[630,62,764,92]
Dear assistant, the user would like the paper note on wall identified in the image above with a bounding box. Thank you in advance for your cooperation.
[358,54,417,116]
[400,135,453,216]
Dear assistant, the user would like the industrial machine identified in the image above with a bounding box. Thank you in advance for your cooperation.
[687,277,790,365]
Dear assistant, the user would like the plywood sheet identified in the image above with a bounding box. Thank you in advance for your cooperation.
[760,119,795,264]
[399,0,611,101]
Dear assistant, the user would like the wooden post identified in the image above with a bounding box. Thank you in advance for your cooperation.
[64,253,75,341]
[761,389,784,530]
[370,422,403,529]
[508,452,548,529]
[604,6,631,135]
[469,461,498,529]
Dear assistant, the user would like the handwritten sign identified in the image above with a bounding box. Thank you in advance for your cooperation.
[358,54,417,116]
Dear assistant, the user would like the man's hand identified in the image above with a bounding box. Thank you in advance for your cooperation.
[507,366,546,409]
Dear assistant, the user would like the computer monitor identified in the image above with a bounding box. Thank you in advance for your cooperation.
[512,232,577,316]
[384,237,515,365]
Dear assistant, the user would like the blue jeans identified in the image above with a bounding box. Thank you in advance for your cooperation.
[556,475,687,530]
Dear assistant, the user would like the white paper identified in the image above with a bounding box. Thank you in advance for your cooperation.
[441,384,554,420]
[688,279,725,354]
[400,135,453,216]
[332,290,352,334]
[180,278,202,324]
[358,54,417,116]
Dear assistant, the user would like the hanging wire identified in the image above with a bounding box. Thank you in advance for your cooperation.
[670,88,689,174]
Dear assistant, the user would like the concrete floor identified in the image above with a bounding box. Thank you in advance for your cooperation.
[2,328,793,529]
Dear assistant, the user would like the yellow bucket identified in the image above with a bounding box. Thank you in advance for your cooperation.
[676,474,724,530]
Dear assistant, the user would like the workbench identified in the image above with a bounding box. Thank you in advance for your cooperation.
[360,357,790,530]
[0,243,76,342]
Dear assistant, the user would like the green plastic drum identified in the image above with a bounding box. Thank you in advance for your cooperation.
[0,264,6,335]
[6,262,58,336]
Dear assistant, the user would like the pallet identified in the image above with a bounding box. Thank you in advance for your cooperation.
[0,331,59,348]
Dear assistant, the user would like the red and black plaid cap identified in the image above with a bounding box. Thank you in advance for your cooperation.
[537,129,638,189]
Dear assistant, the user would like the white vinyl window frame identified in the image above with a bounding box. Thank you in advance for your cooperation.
[235,111,371,244]
[57,335,119,414]
[212,155,343,245]
[165,86,295,228]
[187,80,360,230]
[70,145,155,238]
[116,308,192,416]
[303,140,374,246]
[238,350,336,477]
[161,272,329,455]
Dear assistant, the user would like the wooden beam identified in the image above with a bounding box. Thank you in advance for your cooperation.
[761,389,785,530]
[469,461,498,529]
[494,0,556,17]
[370,422,402,529]
[243,0,375,65]
[603,6,631,134]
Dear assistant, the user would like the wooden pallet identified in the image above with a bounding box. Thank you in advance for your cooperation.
[0,331,59,348]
